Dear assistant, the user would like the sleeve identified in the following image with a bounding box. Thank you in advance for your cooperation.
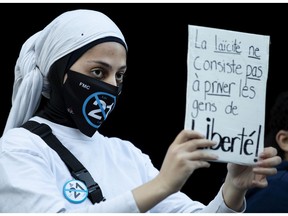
[196,184,246,213]
[71,191,139,213]
[0,146,67,212]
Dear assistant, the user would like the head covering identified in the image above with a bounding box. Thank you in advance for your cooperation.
[3,9,127,134]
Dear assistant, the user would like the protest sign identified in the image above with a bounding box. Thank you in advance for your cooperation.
[184,25,270,165]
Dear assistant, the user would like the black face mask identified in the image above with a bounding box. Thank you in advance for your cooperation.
[63,70,122,137]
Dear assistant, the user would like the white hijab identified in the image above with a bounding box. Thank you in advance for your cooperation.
[3,9,127,135]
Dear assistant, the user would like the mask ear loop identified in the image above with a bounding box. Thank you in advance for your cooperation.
[118,83,123,95]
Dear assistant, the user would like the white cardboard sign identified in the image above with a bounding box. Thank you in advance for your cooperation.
[184,25,270,165]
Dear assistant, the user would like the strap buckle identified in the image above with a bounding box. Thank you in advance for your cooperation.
[72,169,105,203]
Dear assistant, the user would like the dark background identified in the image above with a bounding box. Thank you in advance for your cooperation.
[1,3,287,205]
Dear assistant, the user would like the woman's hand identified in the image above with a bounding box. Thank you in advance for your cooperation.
[157,129,218,194]
[132,129,218,212]
[227,146,281,190]
[222,146,282,211]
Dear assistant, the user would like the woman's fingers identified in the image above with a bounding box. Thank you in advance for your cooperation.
[259,146,278,160]
[254,147,281,175]
[183,138,217,151]
[173,129,205,144]
[171,129,219,163]
[173,129,217,149]
[181,148,219,161]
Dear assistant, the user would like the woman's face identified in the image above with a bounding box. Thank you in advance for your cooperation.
[67,42,127,87]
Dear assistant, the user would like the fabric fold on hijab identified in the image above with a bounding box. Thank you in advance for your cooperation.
[3,9,127,134]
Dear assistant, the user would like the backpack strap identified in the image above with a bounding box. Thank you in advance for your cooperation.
[22,120,105,204]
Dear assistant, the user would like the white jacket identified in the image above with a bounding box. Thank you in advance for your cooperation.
[0,116,241,213]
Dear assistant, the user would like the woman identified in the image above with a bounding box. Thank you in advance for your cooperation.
[0,9,281,213]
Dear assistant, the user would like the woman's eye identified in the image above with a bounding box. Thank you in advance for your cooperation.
[116,72,125,83]
[91,69,104,79]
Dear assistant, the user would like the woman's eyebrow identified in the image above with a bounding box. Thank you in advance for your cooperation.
[89,60,127,70]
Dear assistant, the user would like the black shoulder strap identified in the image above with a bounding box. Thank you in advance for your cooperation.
[22,120,105,204]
